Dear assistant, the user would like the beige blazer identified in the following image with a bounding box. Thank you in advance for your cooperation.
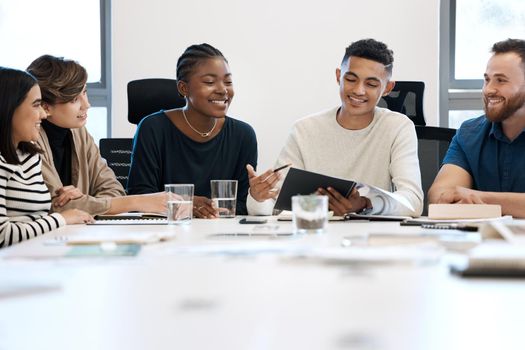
[37,127,126,215]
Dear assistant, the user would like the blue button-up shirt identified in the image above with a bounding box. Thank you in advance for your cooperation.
[443,115,525,192]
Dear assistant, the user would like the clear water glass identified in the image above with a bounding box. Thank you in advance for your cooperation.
[165,184,194,224]
[210,180,238,218]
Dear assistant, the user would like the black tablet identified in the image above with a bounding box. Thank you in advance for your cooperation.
[274,168,356,211]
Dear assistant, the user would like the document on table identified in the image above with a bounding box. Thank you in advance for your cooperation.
[296,244,444,265]
[277,210,343,221]
[481,220,525,244]
[66,244,141,257]
[208,223,296,238]
[48,231,176,245]
[166,241,306,256]
[450,241,525,277]
[355,183,415,215]
[405,215,512,225]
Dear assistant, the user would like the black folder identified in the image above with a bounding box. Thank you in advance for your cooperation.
[274,168,356,211]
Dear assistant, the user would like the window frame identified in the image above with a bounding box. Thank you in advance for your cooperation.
[440,0,484,127]
[87,0,112,137]
[448,0,484,90]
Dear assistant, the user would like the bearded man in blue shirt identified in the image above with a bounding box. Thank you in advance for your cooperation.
[429,38,525,218]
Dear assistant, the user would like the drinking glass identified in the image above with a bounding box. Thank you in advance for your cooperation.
[165,184,194,224]
[292,195,328,233]
[210,180,238,218]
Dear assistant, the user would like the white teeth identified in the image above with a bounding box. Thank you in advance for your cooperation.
[210,100,227,104]
[486,96,504,105]
[349,96,366,103]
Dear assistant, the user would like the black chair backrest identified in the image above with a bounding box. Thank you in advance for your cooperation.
[99,138,133,190]
[127,78,186,125]
[415,126,456,215]
[379,81,426,126]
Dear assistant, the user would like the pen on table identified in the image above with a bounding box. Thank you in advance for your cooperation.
[273,163,292,173]
[421,223,479,232]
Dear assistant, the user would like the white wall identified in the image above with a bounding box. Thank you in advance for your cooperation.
[112,0,440,170]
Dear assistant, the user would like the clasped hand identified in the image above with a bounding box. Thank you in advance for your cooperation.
[53,185,84,207]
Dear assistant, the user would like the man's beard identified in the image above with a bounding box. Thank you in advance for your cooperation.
[484,89,525,123]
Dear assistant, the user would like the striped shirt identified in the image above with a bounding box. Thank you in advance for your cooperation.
[0,151,65,247]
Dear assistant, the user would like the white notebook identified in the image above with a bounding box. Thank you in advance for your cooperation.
[428,204,502,220]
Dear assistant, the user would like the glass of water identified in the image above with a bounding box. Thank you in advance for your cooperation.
[292,195,328,234]
[165,184,194,224]
[210,180,237,218]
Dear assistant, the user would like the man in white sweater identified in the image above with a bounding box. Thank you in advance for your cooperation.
[246,39,423,217]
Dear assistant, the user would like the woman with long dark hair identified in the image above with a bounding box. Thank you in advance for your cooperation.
[0,67,92,247]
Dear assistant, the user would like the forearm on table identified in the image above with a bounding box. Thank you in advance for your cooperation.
[478,192,525,218]
[105,196,141,215]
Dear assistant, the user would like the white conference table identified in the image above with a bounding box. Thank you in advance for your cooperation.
[1,218,525,350]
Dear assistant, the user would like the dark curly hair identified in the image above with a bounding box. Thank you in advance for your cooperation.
[342,39,394,75]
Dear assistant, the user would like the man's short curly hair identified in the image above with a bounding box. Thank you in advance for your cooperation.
[342,39,394,75]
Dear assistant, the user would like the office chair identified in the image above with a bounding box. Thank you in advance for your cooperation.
[99,138,134,190]
[415,125,456,215]
[379,81,426,126]
[127,78,186,125]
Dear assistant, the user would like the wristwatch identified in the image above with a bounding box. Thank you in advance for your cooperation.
[357,206,373,215]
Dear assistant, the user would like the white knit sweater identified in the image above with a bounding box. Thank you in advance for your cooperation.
[247,106,424,216]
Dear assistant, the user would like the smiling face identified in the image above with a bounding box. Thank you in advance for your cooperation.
[483,52,525,123]
[336,56,394,119]
[178,58,234,118]
[12,84,47,146]
[44,85,90,129]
